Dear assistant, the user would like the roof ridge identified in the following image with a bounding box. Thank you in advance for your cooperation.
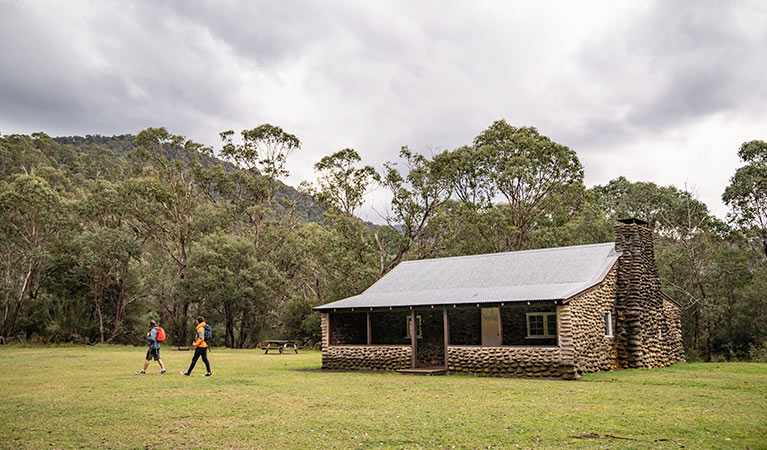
[399,242,616,265]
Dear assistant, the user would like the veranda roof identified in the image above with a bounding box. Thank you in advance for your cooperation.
[314,242,621,311]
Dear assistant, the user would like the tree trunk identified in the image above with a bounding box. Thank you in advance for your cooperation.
[226,317,235,349]
[237,310,250,348]
[693,309,699,350]
[3,261,34,340]
[107,259,132,343]
[95,300,104,344]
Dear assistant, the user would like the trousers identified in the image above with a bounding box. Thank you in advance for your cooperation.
[187,346,210,374]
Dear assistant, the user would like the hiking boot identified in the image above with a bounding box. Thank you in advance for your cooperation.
[180,371,190,376]
[204,372,212,377]
[159,369,166,374]
[136,370,146,375]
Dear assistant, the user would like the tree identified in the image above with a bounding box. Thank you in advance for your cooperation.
[723,140,767,259]
[436,120,585,251]
[72,227,140,343]
[299,148,380,299]
[207,125,302,243]
[181,234,280,348]
[592,176,716,238]
[219,124,300,203]
[310,148,379,216]
[123,127,210,345]
[376,146,451,274]
[0,174,65,342]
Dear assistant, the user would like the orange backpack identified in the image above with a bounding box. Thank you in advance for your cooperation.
[156,327,166,342]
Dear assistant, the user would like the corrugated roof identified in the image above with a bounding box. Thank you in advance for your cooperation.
[315,242,621,310]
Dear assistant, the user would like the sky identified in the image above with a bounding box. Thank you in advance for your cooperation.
[0,0,765,222]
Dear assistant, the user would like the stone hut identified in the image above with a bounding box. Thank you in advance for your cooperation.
[314,219,684,379]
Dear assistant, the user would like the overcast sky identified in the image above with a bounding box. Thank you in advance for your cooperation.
[1,0,765,222]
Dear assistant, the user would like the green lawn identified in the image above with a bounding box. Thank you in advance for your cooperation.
[0,346,765,449]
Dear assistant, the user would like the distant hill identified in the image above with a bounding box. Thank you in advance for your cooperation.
[53,134,324,222]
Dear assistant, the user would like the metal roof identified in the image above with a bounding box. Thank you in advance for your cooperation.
[315,242,621,310]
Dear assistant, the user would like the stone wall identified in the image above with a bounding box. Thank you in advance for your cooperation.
[321,313,329,352]
[447,346,572,378]
[662,297,685,365]
[322,345,412,371]
[614,220,685,368]
[566,267,619,375]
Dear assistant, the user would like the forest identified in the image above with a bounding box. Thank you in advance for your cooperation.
[1,121,765,362]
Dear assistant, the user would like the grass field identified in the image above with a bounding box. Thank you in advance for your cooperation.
[0,346,765,449]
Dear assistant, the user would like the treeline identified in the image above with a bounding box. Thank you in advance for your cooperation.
[0,122,765,361]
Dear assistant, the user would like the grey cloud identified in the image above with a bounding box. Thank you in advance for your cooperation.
[0,0,764,220]
[563,0,767,150]
[0,1,251,138]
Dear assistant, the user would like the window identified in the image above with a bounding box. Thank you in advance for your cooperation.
[526,312,556,338]
[604,311,613,338]
[405,315,422,339]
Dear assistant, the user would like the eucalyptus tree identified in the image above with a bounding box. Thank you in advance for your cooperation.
[219,124,300,199]
[215,124,301,241]
[301,148,380,291]
[723,140,767,259]
[71,227,140,343]
[0,174,66,342]
[0,134,56,179]
[472,120,585,251]
[77,180,147,342]
[122,127,211,344]
[181,233,282,348]
[376,146,451,274]
[429,121,585,253]
[310,148,380,216]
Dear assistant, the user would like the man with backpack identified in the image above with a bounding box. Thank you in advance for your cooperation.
[137,320,166,374]
[181,316,211,376]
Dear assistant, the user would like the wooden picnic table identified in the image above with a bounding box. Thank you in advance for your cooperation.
[264,340,299,354]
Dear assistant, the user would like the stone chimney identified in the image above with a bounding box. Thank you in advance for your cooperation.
[613,218,664,368]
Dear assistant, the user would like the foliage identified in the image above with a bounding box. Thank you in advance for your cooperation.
[431,121,586,252]
[181,233,281,348]
[309,148,379,216]
[1,128,766,362]
[723,139,767,259]
[376,146,451,273]
[0,174,66,341]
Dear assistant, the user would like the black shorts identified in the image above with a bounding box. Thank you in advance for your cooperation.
[146,347,160,361]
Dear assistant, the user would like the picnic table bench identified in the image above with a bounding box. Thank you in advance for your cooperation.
[264,340,299,354]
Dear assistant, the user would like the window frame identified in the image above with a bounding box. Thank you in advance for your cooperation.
[604,311,614,338]
[405,315,423,339]
[525,312,557,339]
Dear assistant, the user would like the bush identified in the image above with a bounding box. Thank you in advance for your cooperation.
[748,341,767,362]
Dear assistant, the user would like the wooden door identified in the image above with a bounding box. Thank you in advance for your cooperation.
[481,307,501,346]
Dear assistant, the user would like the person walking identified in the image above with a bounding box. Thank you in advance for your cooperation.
[181,316,211,376]
[137,320,166,374]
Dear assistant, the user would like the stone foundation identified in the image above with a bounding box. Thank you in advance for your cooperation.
[322,345,411,371]
[447,346,572,378]
[321,344,573,378]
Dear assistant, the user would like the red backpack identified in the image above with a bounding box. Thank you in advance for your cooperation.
[155,327,166,342]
